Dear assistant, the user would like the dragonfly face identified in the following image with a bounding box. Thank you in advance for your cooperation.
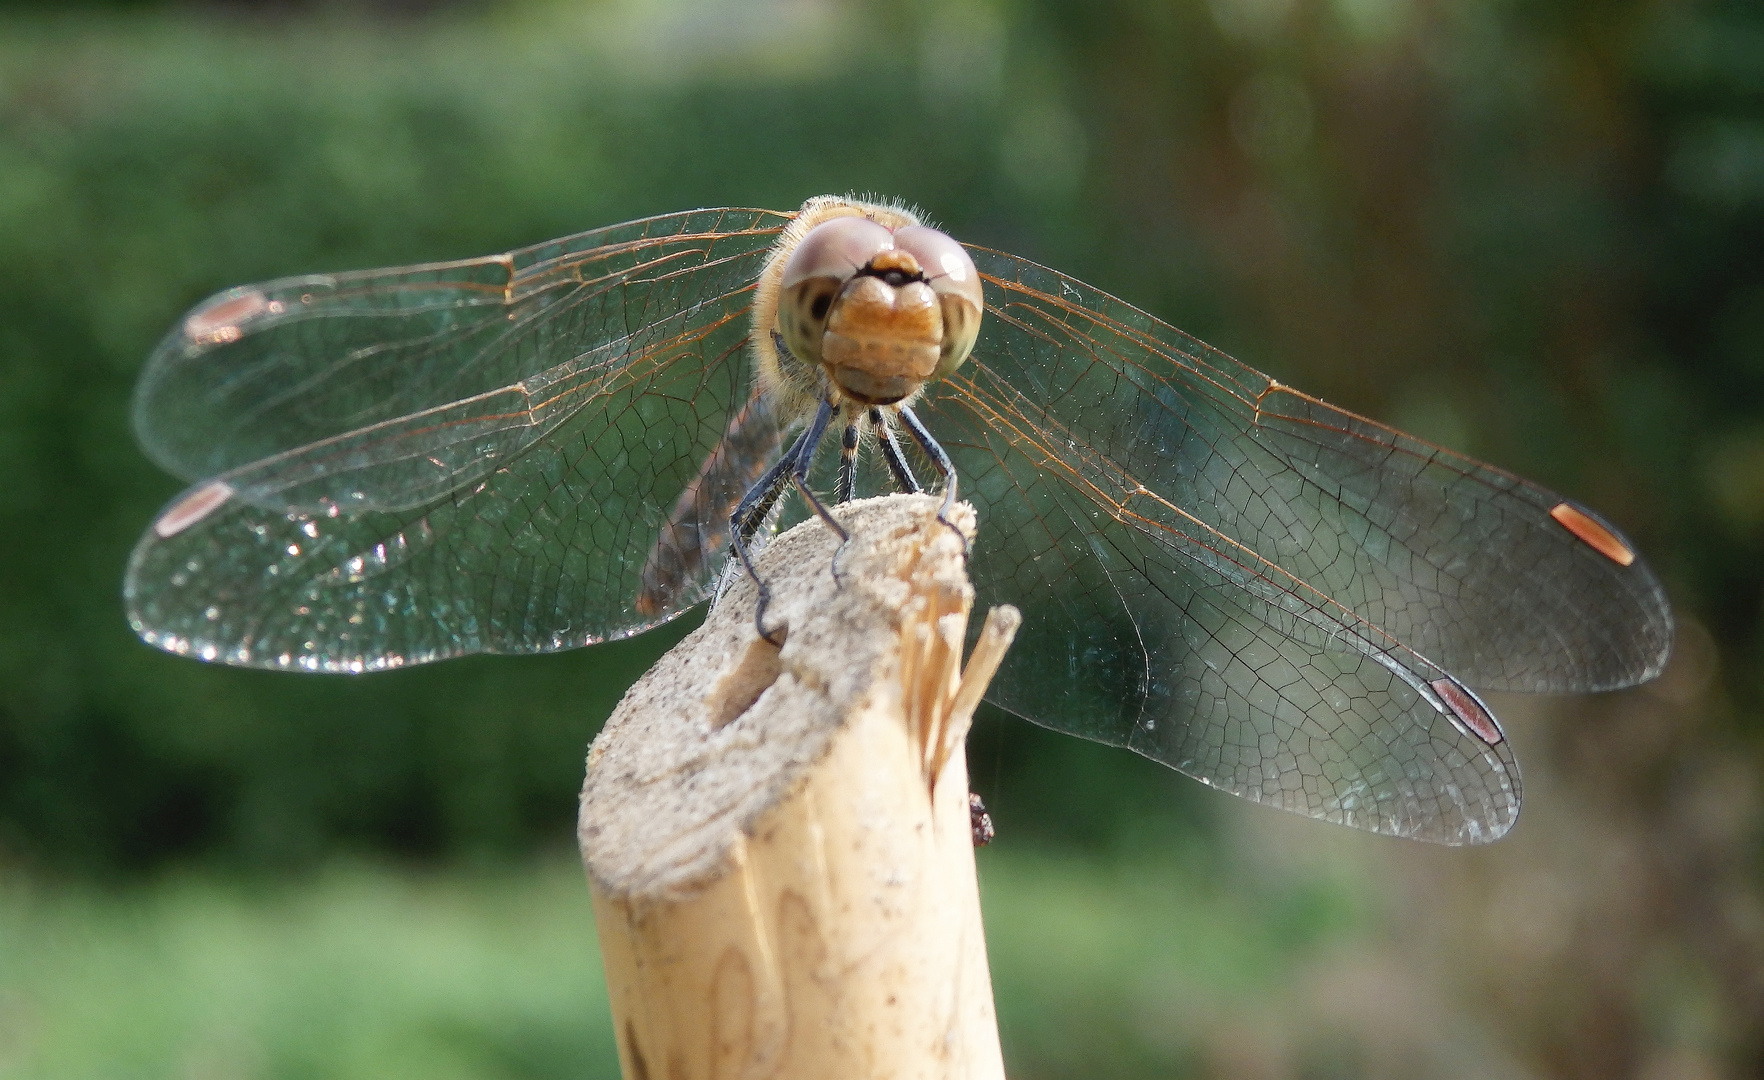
[770,206,984,407]
[125,195,1674,844]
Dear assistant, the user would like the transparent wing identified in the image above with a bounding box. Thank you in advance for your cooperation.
[913,248,1673,844]
[134,208,789,497]
[125,209,791,669]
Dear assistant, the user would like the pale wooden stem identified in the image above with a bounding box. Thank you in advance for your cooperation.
[580,493,1016,1080]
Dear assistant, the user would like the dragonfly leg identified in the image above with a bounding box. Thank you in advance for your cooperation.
[872,408,922,494]
[731,449,794,552]
[787,398,849,543]
[835,416,861,505]
[793,399,860,595]
[731,430,806,644]
[731,399,847,642]
[896,404,966,553]
[788,398,856,598]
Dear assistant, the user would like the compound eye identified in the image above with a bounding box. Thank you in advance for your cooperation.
[780,216,895,289]
[892,226,981,307]
[893,225,984,378]
[778,216,897,366]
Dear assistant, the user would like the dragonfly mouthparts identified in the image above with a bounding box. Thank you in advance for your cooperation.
[858,265,924,288]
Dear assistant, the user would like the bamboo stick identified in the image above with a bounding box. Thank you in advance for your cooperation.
[579,493,1017,1080]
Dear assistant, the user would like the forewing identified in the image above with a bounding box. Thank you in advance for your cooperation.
[953,248,1671,695]
[133,208,790,495]
[125,211,789,669]
[914,248,1668,842]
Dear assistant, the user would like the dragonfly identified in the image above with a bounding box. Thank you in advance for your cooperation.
[125,195,1674,846]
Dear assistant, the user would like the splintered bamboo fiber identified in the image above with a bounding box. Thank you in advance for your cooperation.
[580,493,1016,1080]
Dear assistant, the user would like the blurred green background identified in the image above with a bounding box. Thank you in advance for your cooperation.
[0,0,1757,1076]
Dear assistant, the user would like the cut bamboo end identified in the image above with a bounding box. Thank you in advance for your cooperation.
[580,493,1015,1080]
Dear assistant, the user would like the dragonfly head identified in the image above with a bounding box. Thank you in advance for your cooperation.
[778,216,983,405]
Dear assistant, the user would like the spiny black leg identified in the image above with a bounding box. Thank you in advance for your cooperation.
[788,398,848,544]
[784,398,857,599]
[732,452,793,551]
[733,429,805,547]
[836,417,860,505]
[731,429,807,643]
[731,399,851,642]
[896,404,965,551]
[872,408,922,494]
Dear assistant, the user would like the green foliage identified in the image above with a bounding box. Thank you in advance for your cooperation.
[0,858,619,1078]
[0,849,1369,1080]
